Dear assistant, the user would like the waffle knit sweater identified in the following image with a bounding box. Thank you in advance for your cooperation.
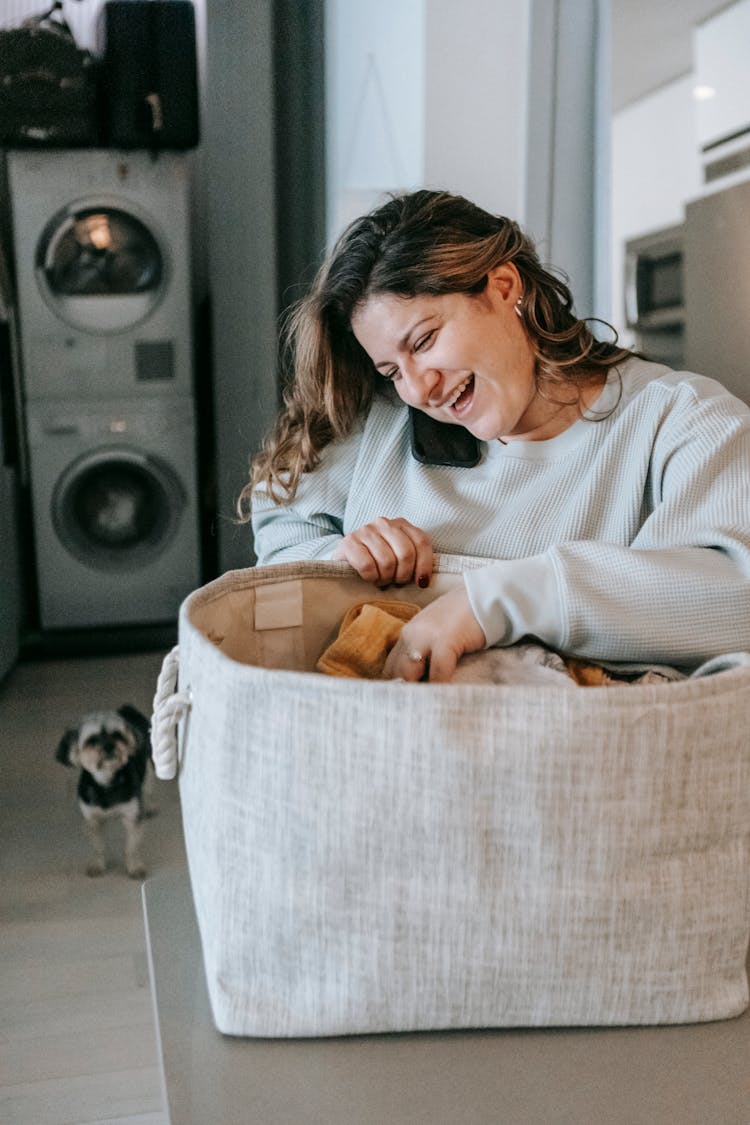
[251,358,750,669]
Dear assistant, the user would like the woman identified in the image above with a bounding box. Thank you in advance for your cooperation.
[242,190,750,682]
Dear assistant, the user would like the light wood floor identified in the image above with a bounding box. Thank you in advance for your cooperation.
[0,651,188,1125]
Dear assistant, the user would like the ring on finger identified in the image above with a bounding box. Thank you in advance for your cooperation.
[407,649,424,663]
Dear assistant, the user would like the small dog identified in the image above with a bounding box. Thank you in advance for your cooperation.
[56,705,153,878]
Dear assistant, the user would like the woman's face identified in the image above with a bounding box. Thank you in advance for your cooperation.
[351,264,566,443]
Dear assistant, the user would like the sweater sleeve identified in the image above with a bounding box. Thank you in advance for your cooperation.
[251,423,363,564]
[465,385,750,666]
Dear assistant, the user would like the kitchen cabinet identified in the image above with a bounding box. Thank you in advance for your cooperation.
[694,0,750,154]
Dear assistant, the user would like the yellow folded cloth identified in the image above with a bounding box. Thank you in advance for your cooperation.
[562,657,613,686]
[316,599,421,679]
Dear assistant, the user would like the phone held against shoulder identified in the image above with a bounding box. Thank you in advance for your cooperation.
[408,408,481,468]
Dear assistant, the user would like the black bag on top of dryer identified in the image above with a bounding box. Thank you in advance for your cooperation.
[0,1,102,147]
[99,0,200,151]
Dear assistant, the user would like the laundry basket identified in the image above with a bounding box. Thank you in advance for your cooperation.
[152,555,750,1038]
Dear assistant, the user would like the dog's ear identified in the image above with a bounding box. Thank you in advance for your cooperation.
[118,705,151,756]
[56,729,80,767]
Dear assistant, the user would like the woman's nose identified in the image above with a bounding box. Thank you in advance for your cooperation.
[400,360,441,406]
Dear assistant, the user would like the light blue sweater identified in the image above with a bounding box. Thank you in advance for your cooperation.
[251,358,750,669]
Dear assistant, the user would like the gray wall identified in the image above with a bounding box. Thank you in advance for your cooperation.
[204,0,277,573]
[204,0,325,574]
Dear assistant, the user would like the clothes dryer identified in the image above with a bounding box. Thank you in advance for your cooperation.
[25,396,201,629]
[8,149,194,401]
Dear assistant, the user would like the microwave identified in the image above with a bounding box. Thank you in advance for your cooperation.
[624,224,684,331]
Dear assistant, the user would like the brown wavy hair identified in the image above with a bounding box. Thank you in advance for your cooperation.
[240,189,631,509]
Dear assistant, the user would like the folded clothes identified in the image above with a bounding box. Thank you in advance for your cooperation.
[316,600,677,686]
[315,600,421,679]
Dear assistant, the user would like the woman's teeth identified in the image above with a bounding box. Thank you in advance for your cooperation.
[447,375,473,409]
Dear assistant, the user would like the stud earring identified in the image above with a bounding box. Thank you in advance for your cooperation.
[514,296,523,318]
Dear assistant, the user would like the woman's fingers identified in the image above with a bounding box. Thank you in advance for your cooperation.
[424,644,462,684]
[332,535,382,583]
[332,518,433,587]
[352,519,415,585]
[373,517,432,586]
[387,641,430,682]
[383,585,487,683]
[393,643,429,683]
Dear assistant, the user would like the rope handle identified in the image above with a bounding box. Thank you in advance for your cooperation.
[151,645,191,780]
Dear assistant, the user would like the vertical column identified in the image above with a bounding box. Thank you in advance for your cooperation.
[525,0,603,320]
[204,0,279,572]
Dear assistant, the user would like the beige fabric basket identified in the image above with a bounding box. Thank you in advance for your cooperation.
[155,556,750,1037]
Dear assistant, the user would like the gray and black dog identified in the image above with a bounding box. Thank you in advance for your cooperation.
[56,705,153,878]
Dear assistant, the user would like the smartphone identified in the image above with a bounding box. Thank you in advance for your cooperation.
[408,407,481,467]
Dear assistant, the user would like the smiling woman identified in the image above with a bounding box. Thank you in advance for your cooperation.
[245,190,628,496]
[241,189,750,684]
[350,276,606,444]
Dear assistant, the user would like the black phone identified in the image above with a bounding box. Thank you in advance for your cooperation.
[408,408,481,467]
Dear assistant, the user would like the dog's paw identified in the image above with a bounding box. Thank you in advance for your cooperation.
[127,864,147,880]
[86,861,106,877]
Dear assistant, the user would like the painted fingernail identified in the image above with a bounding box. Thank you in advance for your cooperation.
[417,574,429,589]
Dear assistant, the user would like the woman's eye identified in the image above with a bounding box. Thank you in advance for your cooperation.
[382,366,400,381]
[414,329,435,352]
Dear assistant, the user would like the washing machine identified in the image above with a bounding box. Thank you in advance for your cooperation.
[8,148,194,401]
[25,397,201,629]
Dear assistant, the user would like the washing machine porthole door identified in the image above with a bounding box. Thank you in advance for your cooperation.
[52,448,185,571]
[36,205,166,334]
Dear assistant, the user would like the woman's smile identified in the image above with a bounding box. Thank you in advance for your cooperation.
[445,374,474,413]
[350,267,546,442]
[351,270,603,443]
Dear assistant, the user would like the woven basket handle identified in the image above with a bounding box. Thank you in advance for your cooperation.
[151,645,191,780]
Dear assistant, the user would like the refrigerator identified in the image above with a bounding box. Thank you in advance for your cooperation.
[684,176,750,406]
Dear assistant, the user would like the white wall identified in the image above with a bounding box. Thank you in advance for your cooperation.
[423,0,529,219]
[325,0,426,242]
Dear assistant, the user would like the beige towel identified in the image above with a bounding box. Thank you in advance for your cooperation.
[316,600,421,679]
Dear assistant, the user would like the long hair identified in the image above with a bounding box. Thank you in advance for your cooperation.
[241,189,631,509]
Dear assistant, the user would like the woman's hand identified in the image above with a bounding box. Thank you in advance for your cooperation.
[332,517,434,588]
[382,585,486,683]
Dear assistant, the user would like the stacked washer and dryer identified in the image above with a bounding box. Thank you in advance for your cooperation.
[9,149,202,631]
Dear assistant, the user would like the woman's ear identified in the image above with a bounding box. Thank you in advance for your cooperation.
[486,262,522,304]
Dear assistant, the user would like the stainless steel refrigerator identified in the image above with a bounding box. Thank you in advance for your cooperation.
[684,176,750,406]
